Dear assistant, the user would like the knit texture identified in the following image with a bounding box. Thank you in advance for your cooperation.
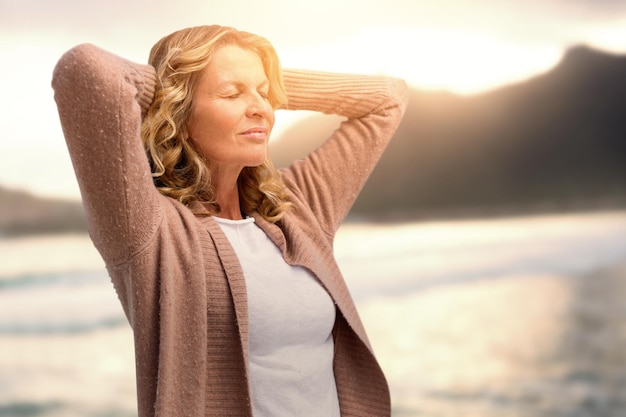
[52,43,408,417]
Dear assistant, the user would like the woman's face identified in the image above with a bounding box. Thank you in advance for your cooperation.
[187,44,275,175]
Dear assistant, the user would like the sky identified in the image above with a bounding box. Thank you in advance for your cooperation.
[1,0,626,200]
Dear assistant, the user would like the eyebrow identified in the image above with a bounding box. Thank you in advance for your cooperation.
[217,79,269,90]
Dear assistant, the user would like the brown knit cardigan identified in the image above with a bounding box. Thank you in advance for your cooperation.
[52,43,408,417]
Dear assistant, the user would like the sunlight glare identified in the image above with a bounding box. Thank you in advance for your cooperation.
[577,19,626,54]
[280,26,564,95]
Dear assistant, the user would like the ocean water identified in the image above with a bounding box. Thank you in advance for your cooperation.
[1,210,626,417]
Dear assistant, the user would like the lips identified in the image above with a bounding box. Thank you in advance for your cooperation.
[240,126,268,140]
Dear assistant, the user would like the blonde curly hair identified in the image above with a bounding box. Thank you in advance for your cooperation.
[142,25,291,222]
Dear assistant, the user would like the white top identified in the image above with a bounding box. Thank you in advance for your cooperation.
[214,216,340,417]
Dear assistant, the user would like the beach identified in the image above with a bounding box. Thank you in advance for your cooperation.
[1,210,625,416]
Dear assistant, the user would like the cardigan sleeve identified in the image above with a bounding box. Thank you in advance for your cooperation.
[52,43,160,265]
[279,69,409,235]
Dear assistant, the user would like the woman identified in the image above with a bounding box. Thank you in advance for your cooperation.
[52,25,408,417]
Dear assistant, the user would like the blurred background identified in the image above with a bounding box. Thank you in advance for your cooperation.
[1,0,625,416]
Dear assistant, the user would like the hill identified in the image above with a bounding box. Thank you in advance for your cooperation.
[270,45,626,220]
[0,186,87,237]
[4,45,625,236]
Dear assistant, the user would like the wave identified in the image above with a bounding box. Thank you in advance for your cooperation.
[0,401,137,417]
[0,269,107,291]
[0,268,127,336]
[0,401,64,417]
[338,211,626,301]
[0,316,128,336]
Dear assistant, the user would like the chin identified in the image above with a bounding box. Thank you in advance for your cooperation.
[250,152,269,167]
[245,157,267,168]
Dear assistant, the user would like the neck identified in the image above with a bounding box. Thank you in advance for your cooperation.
[217,198,244,220]
[212,171,244,220]
[205,161,248,220]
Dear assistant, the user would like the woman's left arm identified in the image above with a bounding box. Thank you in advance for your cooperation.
[279,69,409,234]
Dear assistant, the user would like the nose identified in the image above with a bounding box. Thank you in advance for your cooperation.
[246,93,272,119]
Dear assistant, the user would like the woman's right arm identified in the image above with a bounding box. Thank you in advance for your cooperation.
[52,44,160,265]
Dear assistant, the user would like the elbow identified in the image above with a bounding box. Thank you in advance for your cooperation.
[51,43,105,94]
[379,77,410,119]
[389,77,410,113]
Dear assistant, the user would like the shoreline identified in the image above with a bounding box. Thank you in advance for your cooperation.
[3,209,626,280]
[348,199,626,224]
[0,234,103,279]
